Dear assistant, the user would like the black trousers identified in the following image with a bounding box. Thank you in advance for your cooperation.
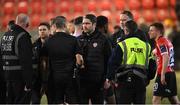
[0,81,6,104]
[6,81,31,104]
[53,74,79,104]
[116,75,146,104]
[79,80,104,104]
[31,79,42,104]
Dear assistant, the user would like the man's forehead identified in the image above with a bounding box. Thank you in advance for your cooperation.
[39,25,48,29]
[83,18,91,23]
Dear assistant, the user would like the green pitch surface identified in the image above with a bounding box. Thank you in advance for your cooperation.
[41,71,180,104]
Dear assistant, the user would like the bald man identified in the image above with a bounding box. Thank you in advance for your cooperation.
[0,13,33,104]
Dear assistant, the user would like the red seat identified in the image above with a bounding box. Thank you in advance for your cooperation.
[100,0,111,11]
[114,0,126,11]
[58,1,70,13]
[2,0,16,2]
[44,13,56,22]
[170,0,176,7]
[142,0,155,9]
[31,0,42,1]
[170,8,177,20]
[156,0,169,9]
[71,12,84,21]
[114,11,121,23]
[17,1,28,14]
[87,0,97,12]
[45,1,56,13]
[100,10,112,21]
[132,10,141,21]
[156,9,169,21]
[31,1,43,14]
[73,0,83,13]
[142,9,155,22]
[129,0,141,10]
[31,14,41,28]
[3,2,15,15]
[2,15,14,29]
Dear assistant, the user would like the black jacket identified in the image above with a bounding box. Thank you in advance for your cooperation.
[42,32,81,80]
[33,38,48,83]
[78,29,112,82]
[0,24,33,88]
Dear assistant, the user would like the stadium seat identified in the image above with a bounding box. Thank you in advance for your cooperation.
[31,14,41,28]
[170,0,176,7]
[72,12,84,20]
[142,9,155,22]
[156,0,169,9]
[31,1,43,14]
[100,10,112,21]
[58,1,70,13]
[131,10,141,21]
[31,0,43,2]
[2,15,14,29]
[156,9,169,21]
[2,0,16,2]
[142,0,155,9]
[170,8,177,20]
[17,1,28,14]
[44,13,56,22]
[114,11,121,23]
[87,0,97,12]
[129,0,141,10]
[100,0,111,11]
[73,0,83,13]
[114,0,126,11]
[45,1,56,13]
[3,2,15,15]
[46,0,56,2]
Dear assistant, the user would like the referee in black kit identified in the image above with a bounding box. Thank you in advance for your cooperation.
[41,17,83,104]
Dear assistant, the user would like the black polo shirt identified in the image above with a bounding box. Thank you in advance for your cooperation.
[42,32,81,79]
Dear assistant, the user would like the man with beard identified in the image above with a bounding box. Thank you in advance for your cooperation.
[78,14,111,104]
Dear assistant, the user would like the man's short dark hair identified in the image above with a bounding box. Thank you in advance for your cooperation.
[39,22,50,30]
[54,17,66,29]
[50,18,56,26]
[121,10,134,20]
[125,20,138,34]
[56,16,67,22]
[96,15,108,28]
[150,22,164,35]
[84,14,97,24]
[74,16,83,25]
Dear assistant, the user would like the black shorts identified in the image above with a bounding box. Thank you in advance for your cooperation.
[153,72,177,97]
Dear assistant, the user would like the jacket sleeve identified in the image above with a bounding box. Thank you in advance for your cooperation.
[18,34,33,89]
[103,38,112,80]
[107,45,123,80]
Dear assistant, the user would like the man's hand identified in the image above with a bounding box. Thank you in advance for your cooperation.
[161,74,167,85]
[24,85,31,92]
[104,79,111,89]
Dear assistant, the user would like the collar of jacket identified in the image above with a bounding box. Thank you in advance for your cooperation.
[82,29,100,39]
[11,24,31,38]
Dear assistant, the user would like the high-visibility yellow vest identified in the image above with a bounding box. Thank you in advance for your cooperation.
[117,37,151,78]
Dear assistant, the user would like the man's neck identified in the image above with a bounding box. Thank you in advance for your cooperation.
[155,34,162,41]
[40,38,47,44]
[56,29,66,33]
[74,28,82,36]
